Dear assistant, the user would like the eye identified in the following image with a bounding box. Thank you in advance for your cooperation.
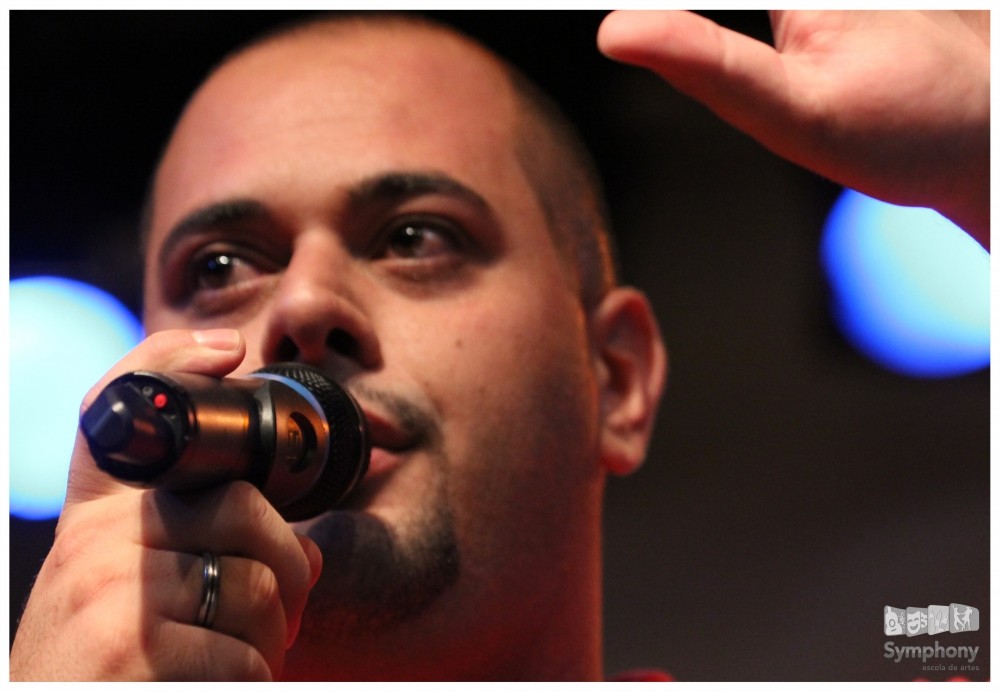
[172,244,280,317]
[195,252,235,289]
[381,218,462,261]
[184,244,280,301]
[190,250,258,290]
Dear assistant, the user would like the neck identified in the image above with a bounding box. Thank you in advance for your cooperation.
[282,516,605,681]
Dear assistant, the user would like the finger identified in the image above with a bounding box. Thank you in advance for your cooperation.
[163,551,286,675]
[147,621,274,681]
[65,328,246,508]
[155,484,314,649]
[597,11,791,138]
[80,328,246,411]
[289,532,323,646]
[295,532,324,591]
[70,482,316,649]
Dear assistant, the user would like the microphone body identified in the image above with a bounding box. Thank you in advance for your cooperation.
[80,363,369,521]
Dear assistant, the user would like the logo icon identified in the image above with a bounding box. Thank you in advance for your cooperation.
[927,605,950,635]
[906,607,928,637]
[884,606,904,636]
[952,604,979,633]
[884,604,979,636]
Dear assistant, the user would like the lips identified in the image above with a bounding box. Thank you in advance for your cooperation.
[356,404,416,477]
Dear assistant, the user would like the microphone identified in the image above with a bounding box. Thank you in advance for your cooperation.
[79,363,369,521]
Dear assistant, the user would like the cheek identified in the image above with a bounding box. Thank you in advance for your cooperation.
[407,294,598,444]
[401,290,603,551]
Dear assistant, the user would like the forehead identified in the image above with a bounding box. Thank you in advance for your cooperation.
[214,21,516,121]
[152,22,530,227]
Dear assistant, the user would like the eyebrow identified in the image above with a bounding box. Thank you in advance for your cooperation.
[155,170,495,272]
[347,170,492,215]
[157,199,271,275]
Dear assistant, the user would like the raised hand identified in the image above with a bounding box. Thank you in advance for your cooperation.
[598,10,989,248]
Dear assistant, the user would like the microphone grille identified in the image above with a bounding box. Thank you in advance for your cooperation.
[253,363,370,521]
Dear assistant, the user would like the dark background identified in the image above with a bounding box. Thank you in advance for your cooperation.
[9,10,989,681]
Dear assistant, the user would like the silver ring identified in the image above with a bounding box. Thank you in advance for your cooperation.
[196,551,220,629]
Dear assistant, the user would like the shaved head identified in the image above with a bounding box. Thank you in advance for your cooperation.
[145,12,617,309]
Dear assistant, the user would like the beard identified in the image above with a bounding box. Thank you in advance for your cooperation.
[296,382,460,641]
[299,489,459,638]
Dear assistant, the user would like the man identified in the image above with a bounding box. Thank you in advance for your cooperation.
[10,10,988,680]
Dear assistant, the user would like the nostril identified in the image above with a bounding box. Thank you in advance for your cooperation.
[273,329,361,364]
[326,328,359,358]
[276,336,299,362]
[272,328,366,365]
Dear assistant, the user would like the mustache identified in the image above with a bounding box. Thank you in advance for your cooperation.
[347,380,439,449]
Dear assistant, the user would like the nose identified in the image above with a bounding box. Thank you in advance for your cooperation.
[260,233,381,371]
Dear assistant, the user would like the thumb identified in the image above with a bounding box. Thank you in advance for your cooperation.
[64,328,246,509]
[597,11,790,138]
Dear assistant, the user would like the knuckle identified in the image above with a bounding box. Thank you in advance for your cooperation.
[245,562,283,617]
[67,559,133,619]
[226,481,274,525]
[240,647,276,682]
[48,523,96,571]
[95,619,145,678]
[185,637,274,681]
[68,612,151,679]
[150,626,273,681]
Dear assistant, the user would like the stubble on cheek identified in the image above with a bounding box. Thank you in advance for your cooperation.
[447,320,604,579]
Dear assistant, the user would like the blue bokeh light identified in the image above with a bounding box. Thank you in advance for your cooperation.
[10,276,144,520]
[821,189,989,378]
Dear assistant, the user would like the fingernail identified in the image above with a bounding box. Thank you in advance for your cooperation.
[192,328,242,351]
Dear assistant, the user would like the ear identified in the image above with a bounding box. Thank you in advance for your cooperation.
[590,287,668,476]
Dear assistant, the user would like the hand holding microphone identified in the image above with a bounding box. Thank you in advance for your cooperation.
[13,331,327,680]
[80,362,370,521]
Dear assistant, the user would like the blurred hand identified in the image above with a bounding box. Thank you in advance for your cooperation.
[598,10,989,249]
[10,329,322,680]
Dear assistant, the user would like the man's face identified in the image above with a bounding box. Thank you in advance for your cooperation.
[142,24,606,671]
